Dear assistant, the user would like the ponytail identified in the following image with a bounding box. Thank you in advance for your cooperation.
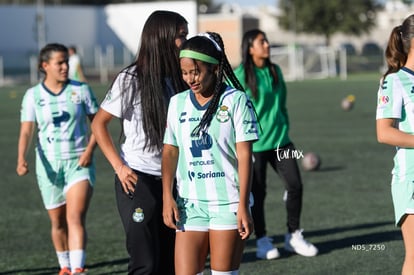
[383,14,414,80]
[383,25,406,79]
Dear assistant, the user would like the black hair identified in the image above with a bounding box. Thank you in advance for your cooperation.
[240,29,278,99]
[111,10,188,151]
[38,43,68,74]
[180,31,245,137]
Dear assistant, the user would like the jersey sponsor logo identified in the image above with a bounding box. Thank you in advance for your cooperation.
[188,171,195,181]
[189,159,215,166]
[52,111,70,127]
[381,80,387,90]
[377,95,389,108]
[245,128,258,134]
[190,132,212,157]
[179,112,187,123]
[243,119,257,124]
[37,99,46,107]
[187,170,226,181]
[197,170,225,179]
[47,136,75,143]
[216,105,230,122]
[179,113,202,123]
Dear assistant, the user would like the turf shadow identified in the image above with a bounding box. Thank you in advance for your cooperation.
[241,221,400,261]
[313,229,401,255]
[0,258,129,275]
[0,267,57,275]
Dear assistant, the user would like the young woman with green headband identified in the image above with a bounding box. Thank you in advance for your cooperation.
[162,32,259,275]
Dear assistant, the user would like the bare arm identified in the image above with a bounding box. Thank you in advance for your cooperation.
[91,108,137,193]
[377,118,414,147]
[16,121,35,176]
[162,144,179,230]
[78,114,97,167]
[236,141,254,240]
[77,63,87,83]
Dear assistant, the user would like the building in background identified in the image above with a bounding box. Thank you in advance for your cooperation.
[0,0,412,85]
[0,1,197,84]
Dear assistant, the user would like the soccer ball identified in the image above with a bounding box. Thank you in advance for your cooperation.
[301,152,321,171]
[341,94,355,111]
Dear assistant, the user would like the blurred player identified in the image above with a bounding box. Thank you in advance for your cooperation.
[68,46,87,82]
[234,29,318,259]
[16,43,98,274]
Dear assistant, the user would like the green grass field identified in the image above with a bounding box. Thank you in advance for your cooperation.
[0,74,403,274]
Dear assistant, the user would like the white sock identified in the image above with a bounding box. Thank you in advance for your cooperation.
[196,272,204,275]
[70,249,85,272]
[56,250,70,268]
[211,270,239,275]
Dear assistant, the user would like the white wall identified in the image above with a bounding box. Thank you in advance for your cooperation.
[0,2,197,72]
[105,1,197,54]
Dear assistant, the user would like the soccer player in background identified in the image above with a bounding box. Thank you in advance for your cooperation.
[162,32,258,275]
[68,46,87,82]
[376,14,414,275]
[16,43,98,275]
[234,29,318,260]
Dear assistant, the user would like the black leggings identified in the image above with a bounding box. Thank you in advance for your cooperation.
[115,170,175,275]
[251,143,303,237]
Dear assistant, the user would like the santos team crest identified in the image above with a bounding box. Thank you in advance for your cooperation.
[216,105,230,122]
[70,91,82,104]
[132,208,144,222]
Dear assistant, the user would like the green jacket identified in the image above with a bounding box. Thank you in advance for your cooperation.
[234,63,291,152]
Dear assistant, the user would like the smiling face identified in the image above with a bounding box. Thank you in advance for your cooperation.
[180,57,217,98]
[42,51,69,83]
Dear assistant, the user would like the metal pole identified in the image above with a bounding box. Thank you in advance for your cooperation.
[36,0,46,52]
[0,56,4,87]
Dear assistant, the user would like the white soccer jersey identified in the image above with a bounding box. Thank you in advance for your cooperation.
[164,85,259,212]
[68,54,81,81]
[376,67,414,177]
[20,80,98,160]
[100,67,163,176]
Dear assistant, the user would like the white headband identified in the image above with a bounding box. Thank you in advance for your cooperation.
[197,33,222,52]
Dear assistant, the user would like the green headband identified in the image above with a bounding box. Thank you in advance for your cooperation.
[179,50,219,64]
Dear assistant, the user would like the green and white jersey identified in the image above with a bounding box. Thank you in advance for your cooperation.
[164,85,259,212]
[376,67,414,178]
[20,80,98,160]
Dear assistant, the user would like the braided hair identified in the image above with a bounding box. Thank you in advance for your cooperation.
[180,32,245,137]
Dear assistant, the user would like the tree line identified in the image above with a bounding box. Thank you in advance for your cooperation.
[2,0,408,46]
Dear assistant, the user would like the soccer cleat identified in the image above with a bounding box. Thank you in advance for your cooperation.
[256,236,280,260]
[58,267,71,275]
[72,268,87,275]
[284,229,318,257]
